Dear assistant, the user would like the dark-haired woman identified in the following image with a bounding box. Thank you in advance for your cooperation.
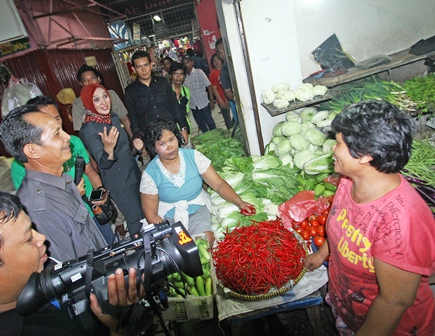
[80,83,144,236]
[134,119,254,245]
[305,101,435,335]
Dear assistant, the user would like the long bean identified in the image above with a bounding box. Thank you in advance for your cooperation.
[402,139,435,187]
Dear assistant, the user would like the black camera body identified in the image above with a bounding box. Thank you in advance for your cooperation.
[16,221,202,331]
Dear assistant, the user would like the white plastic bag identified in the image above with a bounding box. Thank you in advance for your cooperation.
[1,78,43,117]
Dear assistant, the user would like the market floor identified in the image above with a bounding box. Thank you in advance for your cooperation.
[158,302,338,336]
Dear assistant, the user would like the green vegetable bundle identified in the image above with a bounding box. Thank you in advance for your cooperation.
[403,73,435,114]
[191,129,247,172]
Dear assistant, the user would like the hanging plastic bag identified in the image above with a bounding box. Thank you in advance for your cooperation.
[279,190,332,230]
[311,34,355,70]
[1,77,43,117]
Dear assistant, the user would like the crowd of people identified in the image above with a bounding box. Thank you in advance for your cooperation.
[0,39,434,336]
[0,44,248,335]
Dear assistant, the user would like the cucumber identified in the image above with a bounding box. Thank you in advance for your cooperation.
[195,276,206,296]
[173,272,181,282]
[201,268,210,279]
[198,244,210,260]
[174,281,184,289]
[182,273,195,287]
[187,285,199,297]
[205,278,212,296]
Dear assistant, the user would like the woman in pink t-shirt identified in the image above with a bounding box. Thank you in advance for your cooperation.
[306,100,435,335]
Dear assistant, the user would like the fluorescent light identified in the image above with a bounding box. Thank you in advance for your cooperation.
[153,15,162,22]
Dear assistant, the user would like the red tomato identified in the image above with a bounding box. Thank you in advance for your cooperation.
[299,219,308,229]
[295,227,304,235]
[301,230,310,241]
[313,235,325,247]
[308,226,318,237]
[308,215,317,222]
[317,215,327,226]
[321,208,330,216]
[310,220,320,228]
[317,226,325,237]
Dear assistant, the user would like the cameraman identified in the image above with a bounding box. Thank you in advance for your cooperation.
[0,191,148,336]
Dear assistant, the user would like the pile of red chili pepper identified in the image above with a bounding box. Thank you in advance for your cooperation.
[212,218,307,296]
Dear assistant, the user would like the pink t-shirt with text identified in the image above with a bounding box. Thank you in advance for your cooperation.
[327,175,435,335]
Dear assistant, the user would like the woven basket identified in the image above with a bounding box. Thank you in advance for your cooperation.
[218,266,307,301]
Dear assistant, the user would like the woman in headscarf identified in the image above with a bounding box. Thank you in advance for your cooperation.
[80,83,144,236]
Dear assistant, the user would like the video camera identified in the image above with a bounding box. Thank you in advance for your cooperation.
[16,221,202,333]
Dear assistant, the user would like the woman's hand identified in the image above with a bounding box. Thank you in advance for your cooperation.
[305,239,329,271]
[99,126,119,158]
[239,202,256,216]
[132,138,144,151]
[305,252,326,271]
[76,177,86,197]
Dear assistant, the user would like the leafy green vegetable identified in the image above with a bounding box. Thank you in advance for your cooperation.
[303,153,334,175]
[252,155,282,171]
[403,73,435,113]
[192,129,246,172]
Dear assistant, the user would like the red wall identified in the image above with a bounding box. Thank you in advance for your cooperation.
[0,49,124,156]
[194,0,221,68]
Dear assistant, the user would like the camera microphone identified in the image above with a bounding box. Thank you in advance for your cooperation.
[74,156,85,185]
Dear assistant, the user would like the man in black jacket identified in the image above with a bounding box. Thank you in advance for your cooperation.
[125,50,189,144]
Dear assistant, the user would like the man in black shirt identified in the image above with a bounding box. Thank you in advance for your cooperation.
[0,191,148,336]
[125,50,189,144]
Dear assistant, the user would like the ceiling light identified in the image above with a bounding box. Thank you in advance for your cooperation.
[153,15,162,22]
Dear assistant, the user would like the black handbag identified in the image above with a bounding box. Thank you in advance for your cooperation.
[82,192,118,225]
[91,196,118,225]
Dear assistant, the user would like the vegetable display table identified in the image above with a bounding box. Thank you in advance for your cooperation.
[214,265,328,333]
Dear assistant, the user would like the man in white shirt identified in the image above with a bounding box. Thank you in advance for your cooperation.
[182,55,216,134]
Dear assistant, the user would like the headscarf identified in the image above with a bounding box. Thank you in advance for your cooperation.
[81,83,112,124]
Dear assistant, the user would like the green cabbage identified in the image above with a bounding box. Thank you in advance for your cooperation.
[281,121,302,136]
[275,138,292,157]
[299,107,318,122]
[272,121,286,136]
[323,139,337,154]
[293,149,316,170]
[289,134,310,151]
[285,111,301,123]
[305,128,326,146]
[300,121,315,132]
[279,154,294,168]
